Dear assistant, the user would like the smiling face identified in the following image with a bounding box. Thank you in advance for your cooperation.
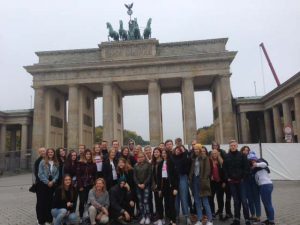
[162,150,167,160]
[153,149,161,159]
[60,148,66,157]
[95,179,105,191]
[47,149,55,159]
[71,152,77,161]
[118,159,126,169]
[137,153,145,163]
[94,144,101,154]
[229,141,238,152]
[122,148,129,157]
[85,151,92,161]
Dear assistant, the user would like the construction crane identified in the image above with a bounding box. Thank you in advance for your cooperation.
[259,42,281,86]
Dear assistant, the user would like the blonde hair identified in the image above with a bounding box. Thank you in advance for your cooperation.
[210,149,223,165]
[94,178,106,192]
[194,143,203,150]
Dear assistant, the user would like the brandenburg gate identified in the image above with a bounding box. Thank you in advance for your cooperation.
[25,38,237,156]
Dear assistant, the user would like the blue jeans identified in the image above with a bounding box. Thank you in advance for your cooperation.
[229,181,250,221]
[175,174,189,216]
[192,175,212,221]
[259,184,274,222]
[244,176,261,217]
[51,208,77,225]
[136,185,150,217]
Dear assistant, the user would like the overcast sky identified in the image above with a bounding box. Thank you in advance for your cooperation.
[1,0,300,141]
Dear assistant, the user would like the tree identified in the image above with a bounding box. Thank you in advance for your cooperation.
[197,125,214,144]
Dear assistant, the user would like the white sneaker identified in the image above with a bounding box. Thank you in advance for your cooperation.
[206,221,213,225]
[157,219,163,225]
[145,217,151,225]
[153,220,159,225]
[140,217,146,224]
[195,221,203,225]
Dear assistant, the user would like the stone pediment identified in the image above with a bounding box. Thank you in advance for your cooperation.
[99,39,158,60]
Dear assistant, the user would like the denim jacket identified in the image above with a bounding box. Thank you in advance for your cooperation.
[38,159,59,185]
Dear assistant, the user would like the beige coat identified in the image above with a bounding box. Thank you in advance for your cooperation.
[189,154,211,197]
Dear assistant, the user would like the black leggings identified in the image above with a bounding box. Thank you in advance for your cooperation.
[36,182,55,224]
[78,185,93,218]
[161,178,176,222]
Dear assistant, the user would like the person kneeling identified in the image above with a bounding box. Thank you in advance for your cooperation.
[88,178,110,225]
[51,174,78,225]
[109,176,134,224]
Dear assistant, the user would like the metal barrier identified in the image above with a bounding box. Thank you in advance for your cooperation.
[0,149,32,174]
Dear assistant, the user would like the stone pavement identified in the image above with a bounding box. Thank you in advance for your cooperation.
[0,173,299,225]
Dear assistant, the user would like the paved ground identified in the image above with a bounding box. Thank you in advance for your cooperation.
[0,173,299,225]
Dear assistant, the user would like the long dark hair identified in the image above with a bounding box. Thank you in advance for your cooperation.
[152,147,162,165]
[65,150,77,168]
[56,147,67,163]
[61,174,75,201]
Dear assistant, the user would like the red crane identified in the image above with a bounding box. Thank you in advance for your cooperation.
[259,42,281,86]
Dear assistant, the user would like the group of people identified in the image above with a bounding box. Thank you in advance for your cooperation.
[33,138,275,225]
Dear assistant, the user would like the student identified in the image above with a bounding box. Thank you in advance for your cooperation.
[34,147,46,225]
[223,140,250,225]
[38,148,60,225]
[78,144,86,161]
[248,151,275,225]
[93,143,104,179]
[209,149,226,220]
[88,178,110,225]
[152,147,163,225]
[120,146,136,167]
[189,144,213,225]
[241,146,261,222]
[102,148,118,190]
[51,174,78,225]
[156,148,178,225]
[211,141,232,220]
[172,145,191,225]
[77,149,97,222]
[109,176,134,224]
[64,150,78,188]
[56,147,67,185]
[133,152,152,225]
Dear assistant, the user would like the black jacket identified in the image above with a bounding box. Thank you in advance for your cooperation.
[156,159,178,191]
[109,184,131,218]
[171,151,191,176]
[223,150,250,182]
[102,159,118,190]
[34,156,43,183]
[52,186,78,212]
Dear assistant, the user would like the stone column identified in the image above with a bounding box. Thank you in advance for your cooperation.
[219,76,236,143]
[68,85,79,150]
[32,87,45,161]
[264,110,273,143]
[102,83,114,145]
[0,124,6,153]
[148,80,163,146]
[10,129,17,151]
[240,112,249,143]
[272,105,283,143]
[21,124,28,169]
[282,100,293,127]
[294,94,300,143]
[181,78,197,145]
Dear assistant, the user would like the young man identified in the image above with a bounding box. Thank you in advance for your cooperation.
[223,140,250,225]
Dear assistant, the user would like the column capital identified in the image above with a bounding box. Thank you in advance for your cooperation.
[182,77,194,82]
[68,84,79,88]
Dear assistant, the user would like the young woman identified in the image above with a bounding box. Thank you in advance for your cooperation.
[172,145,191,225]
[152,148,164,225]
[209,149,225,220]
[189,144,213,225]
[76,149,97,222]
[56,147,67,185]
[117,157,135,219]
[133,152,152,225]
[102,148,118,190]
[64,150,78,188]
[121,146,136,167]
[241,146,261,222]
[88,178,110,225]
[38,148,59,225]
[35,147,46,225]
[93,143,104,179]
[248,151,274,225]
[156,149,178,225]
[51,174,78,225]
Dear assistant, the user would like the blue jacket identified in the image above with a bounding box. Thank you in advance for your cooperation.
[38,159,59,185]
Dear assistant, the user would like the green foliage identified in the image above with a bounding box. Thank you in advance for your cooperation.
[197,125,214,145]
[94,126,149,146]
